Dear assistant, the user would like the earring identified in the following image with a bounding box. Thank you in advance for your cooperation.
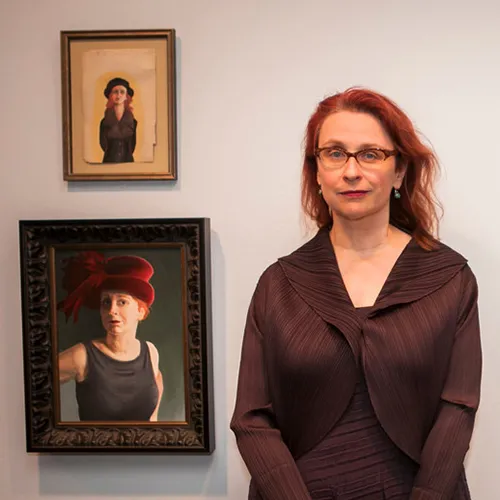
[318,186,322,196]
[393,188,401,199]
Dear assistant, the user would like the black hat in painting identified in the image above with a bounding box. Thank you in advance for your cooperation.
[104,77,134,98]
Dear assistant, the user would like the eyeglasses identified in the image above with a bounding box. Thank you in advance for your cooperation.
[315,146,398,170]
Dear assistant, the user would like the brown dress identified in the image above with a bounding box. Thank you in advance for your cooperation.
[295,308,418,499]
[231,228,481,500]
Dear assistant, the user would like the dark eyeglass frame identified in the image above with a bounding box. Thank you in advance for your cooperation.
[314,146,398,167]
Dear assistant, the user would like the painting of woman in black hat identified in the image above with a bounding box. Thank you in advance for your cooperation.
[57,251,163,421]
[99,77,137,163]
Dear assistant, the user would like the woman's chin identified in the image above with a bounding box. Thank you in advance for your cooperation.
[106,328,123,336]
[336,209,372,222]
[333,203,384,222]
[105,328,136,337]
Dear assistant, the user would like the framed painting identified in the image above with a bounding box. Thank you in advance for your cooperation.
[19,218,214,453]
[61,30,177,181]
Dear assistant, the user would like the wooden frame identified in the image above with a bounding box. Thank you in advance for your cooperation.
[19,218,214,453]
[61,30,177,181]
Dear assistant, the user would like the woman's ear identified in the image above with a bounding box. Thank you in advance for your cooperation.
[394,161,408,190]
[316,168,322,187]
[138,306,146,321]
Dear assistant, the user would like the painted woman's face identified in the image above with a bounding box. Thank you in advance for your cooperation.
[100,291,146,335]
[110,85,128,105]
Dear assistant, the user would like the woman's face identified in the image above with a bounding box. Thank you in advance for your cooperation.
[109,85,128,105]
[100,291,146,335]
[316,110,406,223]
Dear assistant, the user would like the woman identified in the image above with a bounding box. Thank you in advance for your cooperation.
[57,251,163,422]
[99,77,137,163]
[231,88,481,499]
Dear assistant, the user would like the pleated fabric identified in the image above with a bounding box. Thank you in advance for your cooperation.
[231,227,481,500]
[295,308,418,499]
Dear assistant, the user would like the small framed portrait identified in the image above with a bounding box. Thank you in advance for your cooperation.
[19,218,214,453]
[61,30,177,181]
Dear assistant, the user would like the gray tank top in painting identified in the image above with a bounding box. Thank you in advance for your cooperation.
[75,340,159,421]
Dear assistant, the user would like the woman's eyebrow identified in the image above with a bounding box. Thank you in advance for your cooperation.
[317,139,347,148]
[318,140,385,149]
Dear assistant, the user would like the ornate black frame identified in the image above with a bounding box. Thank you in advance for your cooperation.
[19,218,214,453]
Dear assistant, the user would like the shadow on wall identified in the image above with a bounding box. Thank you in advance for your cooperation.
[37,230,228,497]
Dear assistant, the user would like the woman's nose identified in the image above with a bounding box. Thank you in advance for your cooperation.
[343,157,362,180]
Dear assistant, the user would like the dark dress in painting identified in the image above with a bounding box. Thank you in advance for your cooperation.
[76,339,158,421]
[99,107,137,163]
[231,227,481,500]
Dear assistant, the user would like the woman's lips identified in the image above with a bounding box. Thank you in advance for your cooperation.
[339,190,369,198]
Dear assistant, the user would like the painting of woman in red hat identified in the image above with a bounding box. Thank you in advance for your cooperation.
[57,251,163,421]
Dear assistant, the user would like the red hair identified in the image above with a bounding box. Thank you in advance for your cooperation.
[135,298,150,321]
[301,87,442,249]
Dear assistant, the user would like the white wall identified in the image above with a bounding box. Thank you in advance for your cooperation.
[1,0,498,498]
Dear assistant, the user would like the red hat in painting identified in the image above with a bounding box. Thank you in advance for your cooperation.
[57,251,155,322]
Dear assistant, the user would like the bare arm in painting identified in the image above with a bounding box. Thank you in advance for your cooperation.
[147,341,164,421]
[58,343,87,383]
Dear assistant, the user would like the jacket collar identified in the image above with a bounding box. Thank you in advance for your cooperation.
[278,227,467,337]
[103,107,134,125]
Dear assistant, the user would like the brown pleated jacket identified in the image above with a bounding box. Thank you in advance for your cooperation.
[231,228,482,500]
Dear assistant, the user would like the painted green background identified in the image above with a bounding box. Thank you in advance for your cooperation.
[55,245,186,422]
